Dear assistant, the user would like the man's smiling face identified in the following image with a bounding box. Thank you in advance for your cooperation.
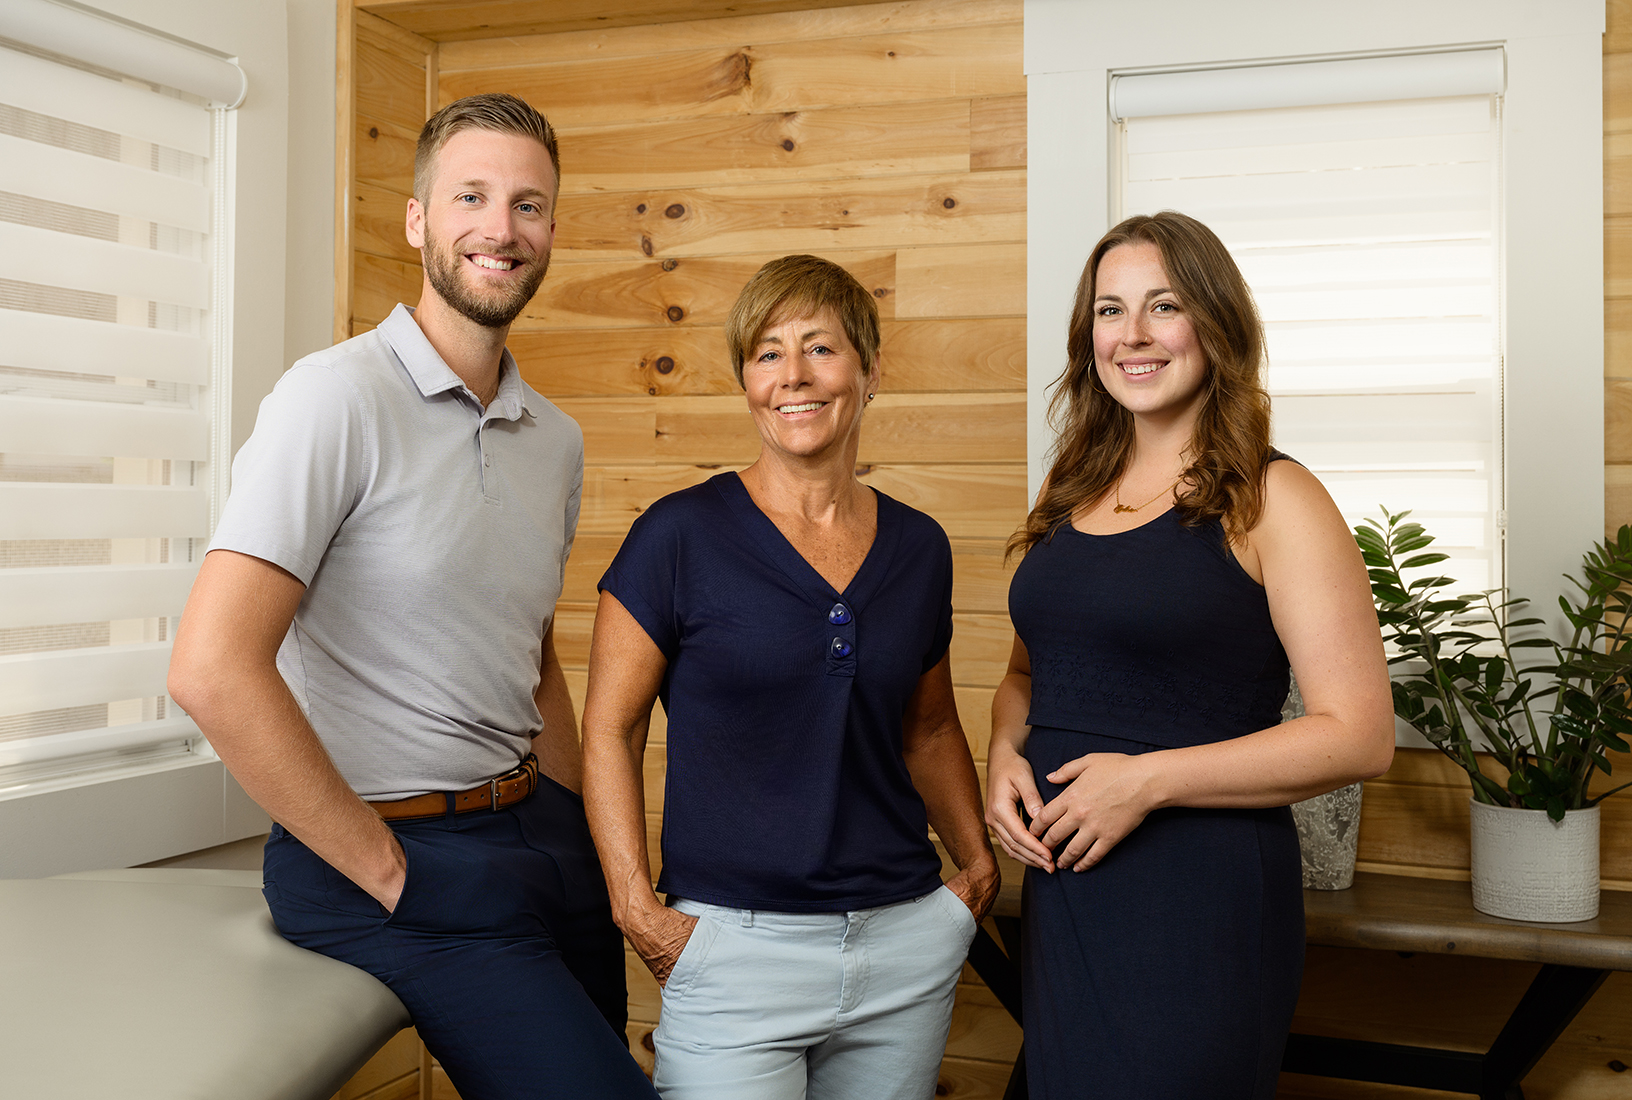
[407,127,557,329]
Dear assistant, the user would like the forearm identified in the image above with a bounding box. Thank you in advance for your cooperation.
[179,662,405,906]
[988,669,1032,762]
[1140,711,1394,812]
[580,716,662,930]
[904,726,997,876]
[169,550,404,907]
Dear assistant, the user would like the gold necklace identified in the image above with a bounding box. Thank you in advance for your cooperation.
[1113,475,1181,514]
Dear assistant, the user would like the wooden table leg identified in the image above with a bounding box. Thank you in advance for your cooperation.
[963,914,1027,1099]
[1477,965,1608,1100]
[1283,964,1610,1098]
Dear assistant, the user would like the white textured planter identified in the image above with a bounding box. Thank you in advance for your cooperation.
[1469,800,1600,923]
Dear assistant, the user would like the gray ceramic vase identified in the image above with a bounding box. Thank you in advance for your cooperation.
[1283,675,1364,890]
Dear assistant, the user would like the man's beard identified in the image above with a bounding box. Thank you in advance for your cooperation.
[422,229,550,329]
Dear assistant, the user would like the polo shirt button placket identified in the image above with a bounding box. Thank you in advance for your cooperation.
[478,423,498,504]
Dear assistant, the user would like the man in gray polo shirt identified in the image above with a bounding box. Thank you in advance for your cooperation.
[169,94,658,1099]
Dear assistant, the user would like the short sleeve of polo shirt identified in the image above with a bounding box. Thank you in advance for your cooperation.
[209,363,369,585]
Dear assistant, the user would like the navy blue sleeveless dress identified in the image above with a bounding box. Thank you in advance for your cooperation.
[1008,503,1304,1099]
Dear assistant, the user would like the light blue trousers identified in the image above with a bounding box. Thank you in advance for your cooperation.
[653,885,978,1100]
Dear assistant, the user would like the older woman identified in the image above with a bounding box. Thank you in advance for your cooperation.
[985,212,1395,1098]
[582,254,999,1100]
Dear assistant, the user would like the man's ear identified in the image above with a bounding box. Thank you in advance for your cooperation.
[405,197,425,251]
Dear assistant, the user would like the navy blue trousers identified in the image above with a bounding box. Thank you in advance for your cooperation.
[262,775,658,1100]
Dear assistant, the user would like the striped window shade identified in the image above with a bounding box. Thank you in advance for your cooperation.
[1116,56,1504,598]
[0,22,239,788]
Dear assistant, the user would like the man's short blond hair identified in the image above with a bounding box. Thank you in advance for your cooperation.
[414,93,560,205]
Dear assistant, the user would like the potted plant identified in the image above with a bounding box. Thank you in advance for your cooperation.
[1354,509,1632,922]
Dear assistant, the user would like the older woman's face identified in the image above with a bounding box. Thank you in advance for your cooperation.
[742,306,877,467]
[1092,241,1207,429]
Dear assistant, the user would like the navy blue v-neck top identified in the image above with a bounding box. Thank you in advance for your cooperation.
[599,472,952,912]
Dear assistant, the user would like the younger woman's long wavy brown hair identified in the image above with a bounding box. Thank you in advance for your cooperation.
[1009,211,1273,558]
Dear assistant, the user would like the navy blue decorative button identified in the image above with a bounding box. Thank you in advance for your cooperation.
[827,603,852,625]
[829,637,853,659]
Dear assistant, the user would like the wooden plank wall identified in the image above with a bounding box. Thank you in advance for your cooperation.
[1611,0,1632,535]
[339,1,1027,1096]
[331,2,1632,1098]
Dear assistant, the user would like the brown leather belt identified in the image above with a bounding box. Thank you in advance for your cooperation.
[368,753,539,822]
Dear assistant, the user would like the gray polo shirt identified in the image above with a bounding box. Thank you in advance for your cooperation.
[209,304,583,799]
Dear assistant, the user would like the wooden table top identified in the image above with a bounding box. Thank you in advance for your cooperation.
[984,857,1632,971]
[1303,871,1632,970]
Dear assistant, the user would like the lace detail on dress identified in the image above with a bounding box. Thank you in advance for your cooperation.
[1010,511,1289,750]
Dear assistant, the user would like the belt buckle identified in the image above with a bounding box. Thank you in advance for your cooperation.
[489,776,502,812]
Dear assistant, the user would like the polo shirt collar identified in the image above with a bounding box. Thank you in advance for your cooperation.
[380,303,533,422]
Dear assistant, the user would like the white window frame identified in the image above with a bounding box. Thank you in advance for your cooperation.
[1024,0,1604,644]
[0,0,300,877]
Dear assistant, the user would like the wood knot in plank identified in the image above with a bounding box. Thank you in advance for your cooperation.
[942,197,957,209]
[666,305,684,322]
[640,236,653,257]
[661,259,678,272]
[636,203,647,214]
[665,203,686,219]
[872,287,889,299]
[781,139,795,152]
[704,51,752,103]
[655,356,675,375]
[368,127,378,139]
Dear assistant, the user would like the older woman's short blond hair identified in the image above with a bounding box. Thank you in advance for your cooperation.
[725,255,881,388]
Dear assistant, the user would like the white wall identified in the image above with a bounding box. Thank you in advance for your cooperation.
[283,0,339,380]
[1024,0,1605,627]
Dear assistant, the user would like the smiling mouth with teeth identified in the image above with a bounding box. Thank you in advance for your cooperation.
[777,402,825,413]
[1121,362,1163,375]
[471,255,518,271]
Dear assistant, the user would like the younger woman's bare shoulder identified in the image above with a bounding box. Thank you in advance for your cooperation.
[1233,457,1345,583]
[1260,457,1341,528]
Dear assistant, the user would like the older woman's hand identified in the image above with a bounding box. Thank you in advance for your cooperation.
[625,904,700,988]
[946,855,1001,924]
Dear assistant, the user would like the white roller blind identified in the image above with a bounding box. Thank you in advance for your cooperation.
[1118,80,1502,596]
[1110,48,1505,121]
[0,0,246,109]
[0,26,233,785]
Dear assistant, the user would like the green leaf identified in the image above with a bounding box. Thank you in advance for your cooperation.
[1400,552,1451,569]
